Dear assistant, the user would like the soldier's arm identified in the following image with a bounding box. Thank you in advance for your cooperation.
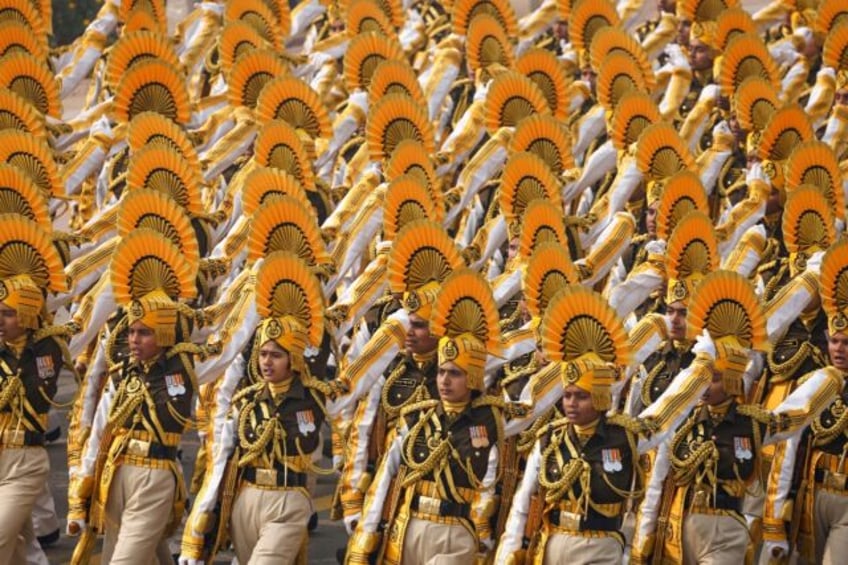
[494,440,541,565]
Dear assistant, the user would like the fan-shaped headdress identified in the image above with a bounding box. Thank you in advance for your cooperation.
[665,212,719,306]
[484,70,550,133]
[509,115,574,173]
[782,185,836,276]
[518,199,567,259]
[654,171,709,241]
[383,174,441,241]
[499,151,562,233]
[515,48,570,119]
[253,119,316,188]
[111,58,190,124]
[523,242,579,323]
[366,93,435,161]
[368,59,426,109]
[821,240,848,335]
[247,195,330,266]
[0,52,60,118]
[228,49,289,110]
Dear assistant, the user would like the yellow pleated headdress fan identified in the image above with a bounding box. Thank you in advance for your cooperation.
[219,21,272,78]
[786,140,844,222]
[782,185,836,276]
[122,4,165,34]
[686,270,768,396]
[718,33,780,98]
[241,167,311,217]
[117,189,200,265]
[500,151,562,232]
[452,0,518,37]
[732,76,779,133]
[523,242,579,322]
[346,0,396,36]
[715,7,756,51]
[383,174,441,241]
[26,0,50,35]
[654,170,709,241]
[104,31,180,92]
[227,49,289,110]
[341,0,404,28]
[821,239,848,335]
[824,22,848,70]
[256,0,292,36]
[510,115,574,174]
[110,227,198,345]
[636,123,696,182]
[120,0,167,33]
[816,0,848,35]
[0,0,48,45]
[541,285,630,410]
[0,163,48,228]
[518,199,567,259]
[596,51,649,112]
[127,111,199,170]
[757,105,814,166]
[610,91,661,152]
[515,48,571,120]
[385,139,437,190]
[368,59,426,110]
[484,70,551,134]
[254,251,324,371]
[125,144,203,216]
[224,0,286,49]
[555,0,572,22]
[366,93,435,161]
[589,26,655,90]
[678,0,738,22]
[466,13,514,74]
[386,219,464,319]
[665,211,718,306]
[253,119,316,189]
[111,58,190,125]
[430,269,501,391]
[0,214,67,328]
[255,75,330,139]
[568,0,620,54]
[343,32,405,93]
[0,129,59,198]
[0,52,60,118]
[0,86,44,138]
[247,194,330,266]
[0,20,47,61]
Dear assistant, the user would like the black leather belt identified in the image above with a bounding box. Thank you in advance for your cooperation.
[0,430,44,447]
[243,467,308,488]
[815,468,848,490]
[685,489,742,512]
[410,494,470,519]
[549,509,620,531]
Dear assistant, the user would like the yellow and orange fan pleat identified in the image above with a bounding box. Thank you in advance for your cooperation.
[515,48,570,120]
[610,91,661,152]
[383,174,440,241]
[540,284,631,366]
[227,49,289,110]
[523,241,580,320]
[718,33,780,98]
[596,52,648,113]
[385,138,437,189]
[484,70,550,134]
[255,251,325,344]
[386,219,464,293]
[655,170,709,242]
[555,0,572,22]
[31,0,50,33]
[518,199,567,259]
[255,76,331,139]
[785,140,845,217]
[342,0,404,29]
[466,13,514,74]
[119,0,167,30]
[0,0,47,46]
[219,21,272,79]
[224,0,285,49]
[247,194,330,265]
[666,211,719,280]
[258,0,292,37]
[678,0,738,23]
[125,144,204,215]
[0,162,49,227]
[126,111,199,169]
[343,32,405,93]
[452,0,518,37]
[567,0,620,53]
[430,268,501,352]
[782,185,836,254]
[509,114,574,173]
[685,270,768,350]
[366,93,434,161]
[589,26,655,91]
[117,189,200,265]
[0,214,67,292]
[368,59,427,110]
[816,0,848,35]
[732,76,778,133]
[0,129,59,198]
[824,22,848,71]
[0,52,59,118]
[0,86,45,137]
[241,167,311,217]
[346,0,396,36]
[499,150,561,224]
[819,239,848,317]
[122,6,165,34]
[0,20,47,60]
[757,105,814,162]
[253,119,316,189]
[715,7,756,51]
[105,31,180,92]
[111,58,190,124]
[635,123,696,181]
[110,227,198,303]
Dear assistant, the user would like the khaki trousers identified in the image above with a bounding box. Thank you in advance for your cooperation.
[811,489,848,565]
[102,463,176,565]
[0,447,49,565]
[230,485,312,565]
[682,513,749,565]
[543,533,623,565]
[400,517,478,565]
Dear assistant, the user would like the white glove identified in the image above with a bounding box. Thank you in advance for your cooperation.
[746,162,769,184]
[759,540,789,565]
[698,84,719,104]
[664,43,690,71]
[480,537,495,551]
[66,519,87,536]
[806,250,825,275]
[178,556,205,565]
[712,120,732,138]
[692,329,716,361]
[644,239,667,255]
[344,513,361,536]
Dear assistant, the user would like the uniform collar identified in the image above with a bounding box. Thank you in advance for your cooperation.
[259,376,306,401]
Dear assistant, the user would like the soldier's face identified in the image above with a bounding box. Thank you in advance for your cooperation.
[507,237,520,262]
[827,332,848,371]
[437,361,472,403]
[405,313,439,354]
[562,385,599,426]
[259,341,292,383]
[666,301,688,341]
[0,303,25,342]
[128,321,163,362]
[689,38,714,71]
[645,203,658,237]
[702,370,729,406]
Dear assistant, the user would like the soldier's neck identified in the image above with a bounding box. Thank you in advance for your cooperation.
[412,349,437,367]
[268,379,292,398]
[573,417,600,441]
[442,399,469,415]
[3,333,27,357]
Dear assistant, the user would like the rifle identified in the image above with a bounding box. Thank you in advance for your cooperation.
[788,431,813,556]
[495,437,519,538]
[524,490,545,561]
[650,476,677,565]
[376,464,408,564]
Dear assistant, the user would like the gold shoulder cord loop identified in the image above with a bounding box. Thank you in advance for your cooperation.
[812,396,848,446]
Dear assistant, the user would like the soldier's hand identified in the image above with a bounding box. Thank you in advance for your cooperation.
[66,518,87,536]
[178,556,205,565]
[760,540,789,565]
[344,513,360,535]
